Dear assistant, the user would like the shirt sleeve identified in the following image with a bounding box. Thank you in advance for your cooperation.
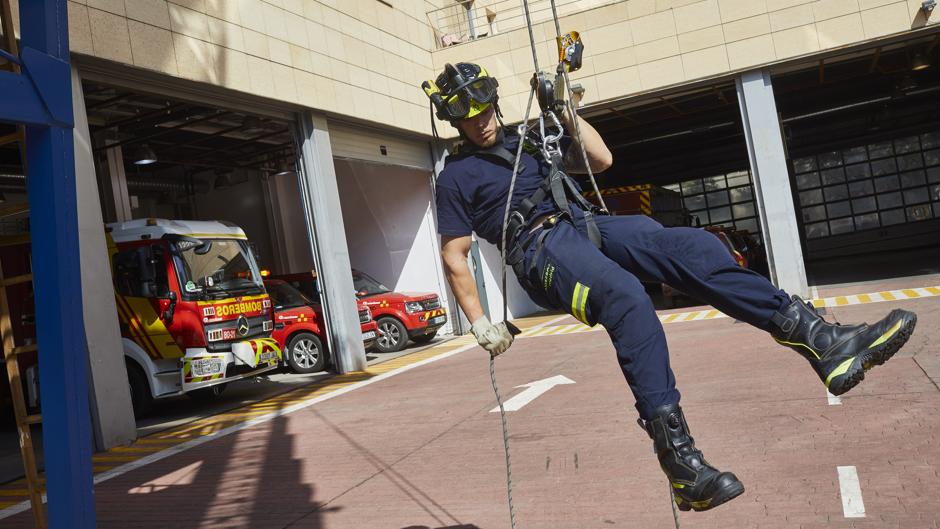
[435,179,473,237]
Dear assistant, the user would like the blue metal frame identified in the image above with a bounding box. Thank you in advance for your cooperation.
[2,1,96,526]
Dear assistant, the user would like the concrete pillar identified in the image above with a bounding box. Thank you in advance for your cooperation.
[296,112,367,373]
[736,70,809,297]
[71,66,138,449]
[428,142,465,335]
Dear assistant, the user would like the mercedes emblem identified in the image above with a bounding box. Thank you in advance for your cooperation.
[237,314,250,337]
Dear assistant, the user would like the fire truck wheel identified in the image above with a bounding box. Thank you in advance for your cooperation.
[411,331,437,344]
[287,332,327,374]
[188,383,228,402]
[376,317,408,353]
[126,361,153,417]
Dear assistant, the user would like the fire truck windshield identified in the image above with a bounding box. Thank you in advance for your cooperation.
[174,239,263,299]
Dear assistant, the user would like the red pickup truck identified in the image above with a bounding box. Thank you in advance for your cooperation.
[273,270,447,353]
[264,279,377,373]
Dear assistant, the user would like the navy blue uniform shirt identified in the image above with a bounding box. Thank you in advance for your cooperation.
[435,131,574,248]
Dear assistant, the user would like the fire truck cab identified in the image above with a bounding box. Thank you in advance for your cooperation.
[108,219,281,415]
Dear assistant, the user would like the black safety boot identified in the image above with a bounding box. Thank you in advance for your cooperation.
[641,403,745,512]
[770,296,917,396]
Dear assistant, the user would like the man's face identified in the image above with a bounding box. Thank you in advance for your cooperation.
[457,105,498,148]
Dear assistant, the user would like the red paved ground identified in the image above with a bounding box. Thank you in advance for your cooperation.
[5,280,940,528]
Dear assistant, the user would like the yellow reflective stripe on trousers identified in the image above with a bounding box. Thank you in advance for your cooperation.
[571,282,590,324]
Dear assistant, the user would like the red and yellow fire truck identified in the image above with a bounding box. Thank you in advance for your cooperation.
[583,184,690,227]
[108,219,281,414]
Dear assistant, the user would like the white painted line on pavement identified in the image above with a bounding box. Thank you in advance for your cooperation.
[827,390,842,406]
[811,285,820,301]
[489,375,575,412]
[837,466,866,518]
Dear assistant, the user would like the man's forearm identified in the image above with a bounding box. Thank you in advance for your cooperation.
[562,111,612,173]
[443,253,486,323]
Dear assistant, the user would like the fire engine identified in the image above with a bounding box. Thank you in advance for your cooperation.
[108,219,281,414]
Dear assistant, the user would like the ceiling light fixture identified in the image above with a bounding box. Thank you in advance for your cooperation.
[272,160,295,177]
[912,52,930,71]
[131,143,158,165]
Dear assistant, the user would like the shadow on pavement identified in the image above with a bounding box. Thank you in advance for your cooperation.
[311,409,471,528]
[101,400,323,528]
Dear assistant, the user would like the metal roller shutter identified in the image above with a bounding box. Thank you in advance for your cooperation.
[328,122,433,171]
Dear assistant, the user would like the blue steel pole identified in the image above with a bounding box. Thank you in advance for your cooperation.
[18,0,97,526]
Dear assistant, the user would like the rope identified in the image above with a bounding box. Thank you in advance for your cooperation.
[668,479,681,529]
[547,0,608,212]
[489,1,621,527]
[494,61,537,529]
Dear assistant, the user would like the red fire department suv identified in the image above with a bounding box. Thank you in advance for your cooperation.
[273,270,447,353]
[264,279,377,374]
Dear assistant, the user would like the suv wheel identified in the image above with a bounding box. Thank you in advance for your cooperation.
[376,317,407,353]
[287,332,327,373]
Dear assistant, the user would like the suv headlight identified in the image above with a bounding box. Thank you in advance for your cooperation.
[405,301,423,313]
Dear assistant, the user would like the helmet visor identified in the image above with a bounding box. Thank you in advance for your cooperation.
[439,78,498,120]
[463,77,498,105]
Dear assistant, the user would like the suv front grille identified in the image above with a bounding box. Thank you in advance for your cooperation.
[358,308,371,323]
[422,297,441,310]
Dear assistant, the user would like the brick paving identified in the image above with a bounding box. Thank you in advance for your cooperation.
[3,280,939,528]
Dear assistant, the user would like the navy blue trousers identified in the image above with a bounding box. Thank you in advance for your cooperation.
[518,213,790,419]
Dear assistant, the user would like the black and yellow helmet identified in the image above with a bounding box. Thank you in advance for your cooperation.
[422,63,499,122]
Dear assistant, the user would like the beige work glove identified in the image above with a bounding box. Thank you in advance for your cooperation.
[471,315,514,357]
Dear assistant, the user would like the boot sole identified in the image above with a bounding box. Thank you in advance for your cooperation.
[829,311,917,396]
[675,480,745,512]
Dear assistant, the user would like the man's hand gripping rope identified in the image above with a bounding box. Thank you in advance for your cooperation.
[472,316,521,357]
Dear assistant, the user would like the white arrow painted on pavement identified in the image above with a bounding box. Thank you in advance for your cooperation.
[490,375,576,412]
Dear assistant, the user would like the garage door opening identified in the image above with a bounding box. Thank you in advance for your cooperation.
[82,81,301,273]
[772,34,940,284]
[77,80,357,433]
[583,82,767,307]
[328,122,454,349]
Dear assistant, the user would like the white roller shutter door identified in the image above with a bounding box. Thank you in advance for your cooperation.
[329,122,433,170]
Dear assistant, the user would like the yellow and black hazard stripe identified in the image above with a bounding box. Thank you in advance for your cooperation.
[639,189,651,215]
[582,184,652,198]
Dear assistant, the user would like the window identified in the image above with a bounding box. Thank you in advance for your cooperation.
[112,245,169,298]
[670,170,762,241]
[791,128,940,239]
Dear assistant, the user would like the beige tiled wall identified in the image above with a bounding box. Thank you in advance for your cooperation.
[37,0,939,137]
[65,0,439,134]
[432,0,937,132]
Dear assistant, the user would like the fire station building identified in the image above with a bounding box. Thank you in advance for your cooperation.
[1,0,939,449]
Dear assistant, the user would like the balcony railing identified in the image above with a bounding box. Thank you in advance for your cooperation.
[427,0,620,50]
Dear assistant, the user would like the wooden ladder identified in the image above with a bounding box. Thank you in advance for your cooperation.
[0,231,46,528]
[0,1,44,525]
